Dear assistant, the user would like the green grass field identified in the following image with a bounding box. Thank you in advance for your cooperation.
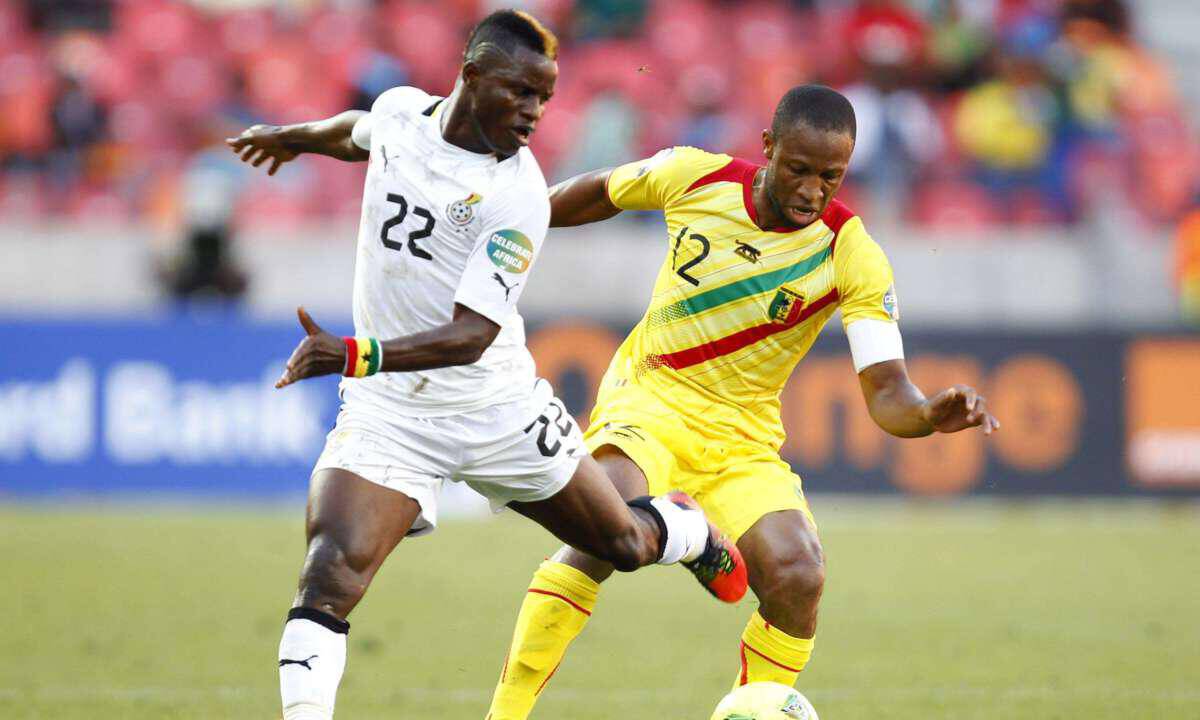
[2,498,1198,719]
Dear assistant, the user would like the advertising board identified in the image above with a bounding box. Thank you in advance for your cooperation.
[1,315,1197,497]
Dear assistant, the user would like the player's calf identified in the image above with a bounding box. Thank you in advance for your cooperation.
[280,468,421,720]
[729,509,824,690]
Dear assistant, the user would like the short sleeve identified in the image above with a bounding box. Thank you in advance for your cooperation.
[352,86,435,150]
[835,218,899,329]
[453,179,550,325]
[606,146,731,211]
[351,113,374,150]
[370,86,433,117]
[834,219,904,371]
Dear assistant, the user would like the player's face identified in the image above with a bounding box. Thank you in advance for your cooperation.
[464,46,557,156]
[762,123,854,229]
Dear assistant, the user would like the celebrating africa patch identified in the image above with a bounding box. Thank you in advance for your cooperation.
[487,229,534,273]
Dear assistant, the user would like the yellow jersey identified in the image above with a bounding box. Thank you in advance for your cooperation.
[600,146,898,450]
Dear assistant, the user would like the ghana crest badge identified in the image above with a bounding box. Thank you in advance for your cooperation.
[447,192,482,226]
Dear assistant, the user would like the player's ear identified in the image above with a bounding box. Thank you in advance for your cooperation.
[461,60,482,89]
[762,129,775,161]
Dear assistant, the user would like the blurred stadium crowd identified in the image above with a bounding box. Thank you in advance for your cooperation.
[0,0,1197,233]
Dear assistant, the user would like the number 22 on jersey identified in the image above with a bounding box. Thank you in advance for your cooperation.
[380,192,436,260]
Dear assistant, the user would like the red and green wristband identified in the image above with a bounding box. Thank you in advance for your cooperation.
[343,336,383,378]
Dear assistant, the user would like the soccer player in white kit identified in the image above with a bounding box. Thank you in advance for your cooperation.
[226,11,748,720]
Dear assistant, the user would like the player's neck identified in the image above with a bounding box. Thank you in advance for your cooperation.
[750,168,790,231]
[439,87,499,157]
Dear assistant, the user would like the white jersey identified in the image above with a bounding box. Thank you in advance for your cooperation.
[341,86,549,417]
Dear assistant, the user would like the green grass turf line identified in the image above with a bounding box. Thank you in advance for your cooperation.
[1,499,1197,719]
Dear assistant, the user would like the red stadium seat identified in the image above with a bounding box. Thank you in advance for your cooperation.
[910,181,1001,228]
[114,0,205,58]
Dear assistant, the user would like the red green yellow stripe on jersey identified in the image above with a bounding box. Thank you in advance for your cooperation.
[645,289,839,372]
[647,245,833,327]
[639,177,857,373]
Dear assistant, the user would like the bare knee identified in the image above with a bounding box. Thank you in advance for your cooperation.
[768,553,826,603]
[295,531,379,617]
[752,535,826,619]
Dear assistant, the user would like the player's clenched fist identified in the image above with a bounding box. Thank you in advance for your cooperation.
[921,385,1000,435]
[225,124,299,176]
[275,307,347,388]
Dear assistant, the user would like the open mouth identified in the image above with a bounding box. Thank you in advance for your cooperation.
[511,126,533,145]
[790,207,818,225]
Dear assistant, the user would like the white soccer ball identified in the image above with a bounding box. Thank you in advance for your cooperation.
[709,682,819,720]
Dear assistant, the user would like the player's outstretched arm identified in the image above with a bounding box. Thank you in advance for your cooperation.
[548,168,623,227]
[274,305,499,388]
[857,359,1000,438]
[225,110,369,175]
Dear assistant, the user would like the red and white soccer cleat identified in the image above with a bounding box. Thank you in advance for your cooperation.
[667,491,748,603]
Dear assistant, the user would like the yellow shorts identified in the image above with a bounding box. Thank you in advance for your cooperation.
[583,384,816,542]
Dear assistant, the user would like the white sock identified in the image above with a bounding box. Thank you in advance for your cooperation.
[649,495,710,565]
[279,608,349,720]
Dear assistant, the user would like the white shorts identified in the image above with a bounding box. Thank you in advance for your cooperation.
[312,378,584,536]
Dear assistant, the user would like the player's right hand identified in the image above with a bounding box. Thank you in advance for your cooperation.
[276,307,346,388]
[225,124,298,175]
[921,385,1000,435]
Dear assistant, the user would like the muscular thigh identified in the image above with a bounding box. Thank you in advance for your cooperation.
[306,468,421,554]
[296,468,423,615]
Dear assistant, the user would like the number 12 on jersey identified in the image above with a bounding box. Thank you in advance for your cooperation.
[672,225,710,286]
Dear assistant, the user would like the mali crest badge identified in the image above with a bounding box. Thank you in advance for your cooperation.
[447,192,482,225]
[768,286,805,324]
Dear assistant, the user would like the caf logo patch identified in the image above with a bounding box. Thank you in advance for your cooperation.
[447,192,482,226]
[882,284,899,320]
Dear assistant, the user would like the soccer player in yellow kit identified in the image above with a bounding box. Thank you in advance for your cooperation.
[485,85,1000,719]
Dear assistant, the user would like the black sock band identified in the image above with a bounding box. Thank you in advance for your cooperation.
[287,606,350,635]
[627,495,668,561]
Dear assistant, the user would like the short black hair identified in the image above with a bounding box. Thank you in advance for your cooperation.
[464,9,558,63]
[770,85,856,140]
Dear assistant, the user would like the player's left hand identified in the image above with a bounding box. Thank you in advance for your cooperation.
[275,307,346,389]
[225,124,298,175]
[920,385,1000,435]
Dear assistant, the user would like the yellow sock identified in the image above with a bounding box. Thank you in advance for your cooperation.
[732,611,814,689]
[486,560,599,720]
